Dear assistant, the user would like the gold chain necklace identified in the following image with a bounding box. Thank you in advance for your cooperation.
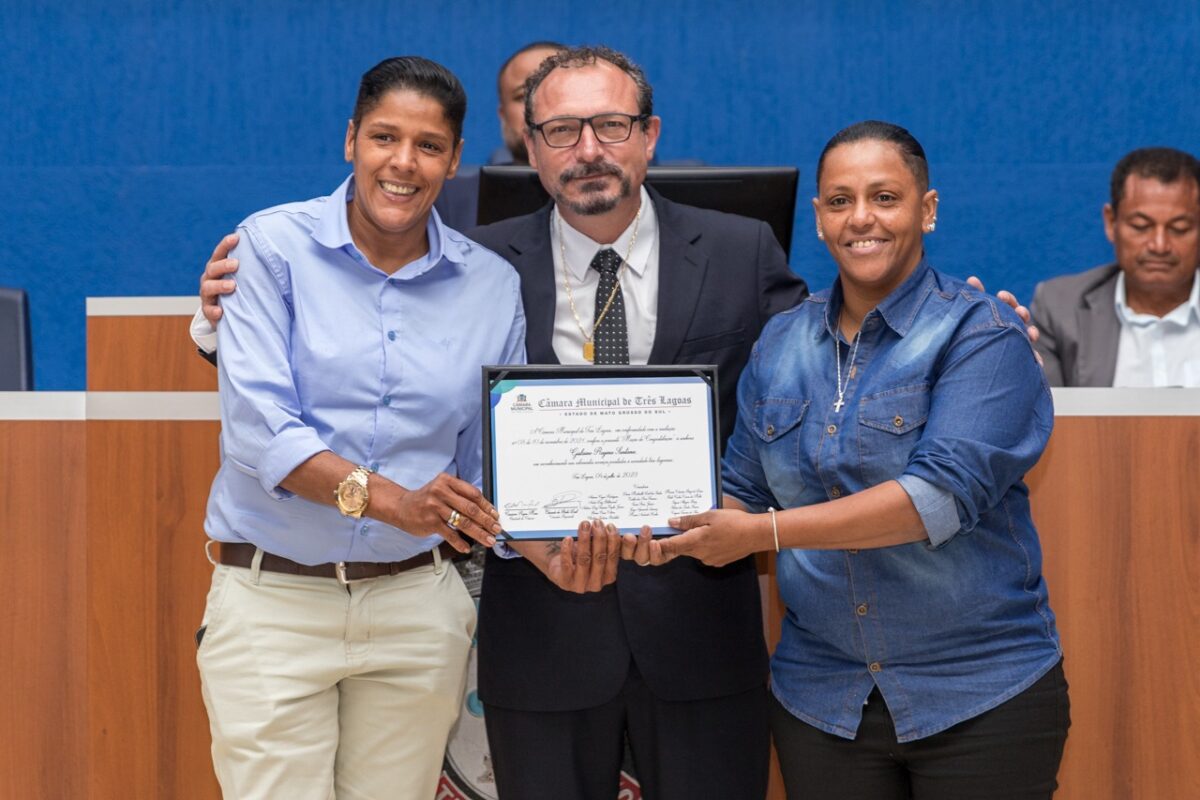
[556,204,643,362]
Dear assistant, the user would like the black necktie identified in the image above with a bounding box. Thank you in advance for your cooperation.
[590,248,629,365]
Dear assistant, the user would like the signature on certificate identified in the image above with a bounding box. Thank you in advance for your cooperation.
[543,491,583,518]
[502,499,540,523]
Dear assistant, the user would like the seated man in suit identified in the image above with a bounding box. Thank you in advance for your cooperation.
[432,41,564,230]
[1030,147,1200,386]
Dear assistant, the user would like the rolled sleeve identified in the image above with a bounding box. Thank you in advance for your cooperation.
[896,474,960,548]
[256,425,330,498]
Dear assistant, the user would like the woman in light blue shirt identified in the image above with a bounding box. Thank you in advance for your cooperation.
[655,121,1069,799]
[196,57,527,799]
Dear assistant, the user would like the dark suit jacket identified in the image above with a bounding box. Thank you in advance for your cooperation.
[1029,264,1121,387]
[469,188,809,712]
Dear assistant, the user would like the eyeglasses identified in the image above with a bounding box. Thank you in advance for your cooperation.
[530,113,649,148]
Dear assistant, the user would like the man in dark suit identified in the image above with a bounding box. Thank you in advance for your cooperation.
[466,46,807,800]
[432,40,564,231]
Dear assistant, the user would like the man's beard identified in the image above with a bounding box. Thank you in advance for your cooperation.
[555,161,631,216]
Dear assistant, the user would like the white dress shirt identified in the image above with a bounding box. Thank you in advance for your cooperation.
[550,186,660,365]
[1113,269,1200,387]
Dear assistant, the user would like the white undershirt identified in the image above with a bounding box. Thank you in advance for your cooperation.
[1112,269,1200,387]
[550,186,659,365]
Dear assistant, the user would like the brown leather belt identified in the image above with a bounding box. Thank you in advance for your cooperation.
[217,541,458,584]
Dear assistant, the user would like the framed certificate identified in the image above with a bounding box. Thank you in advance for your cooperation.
[482,365,722,540]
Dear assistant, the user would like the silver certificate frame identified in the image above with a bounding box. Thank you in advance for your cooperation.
[482,365,722,541]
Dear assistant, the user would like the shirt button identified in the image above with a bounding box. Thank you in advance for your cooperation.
[826,424,837,434]
[387,330,396,341]
[869,661,882,673]
[893,415,904,428]
[360,524,370,536]
[856,603,868,616]
[765,424,776,436]
[370,462,380,472]
[382,395,392,406]
[830,486,842,498]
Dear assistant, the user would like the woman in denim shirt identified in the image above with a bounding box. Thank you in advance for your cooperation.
[654,121,1069,799]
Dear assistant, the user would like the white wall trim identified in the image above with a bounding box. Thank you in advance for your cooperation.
[1052,388,1200,416]
[0,392,86,420]
[86,296,200,317]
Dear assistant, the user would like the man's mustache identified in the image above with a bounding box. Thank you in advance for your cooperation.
[559,162,623,185]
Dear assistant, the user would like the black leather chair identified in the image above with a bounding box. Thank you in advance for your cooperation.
[0,287,33,390]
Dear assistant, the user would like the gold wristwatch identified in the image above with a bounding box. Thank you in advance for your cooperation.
[335,465,372,519]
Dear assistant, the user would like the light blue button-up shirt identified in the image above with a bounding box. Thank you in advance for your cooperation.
[204,176,526,565]
[723,260,1062,742]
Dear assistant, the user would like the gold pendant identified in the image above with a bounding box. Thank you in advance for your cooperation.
[583,341,594,362]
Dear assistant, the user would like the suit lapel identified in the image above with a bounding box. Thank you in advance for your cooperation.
[503,205,561,364]
[1077,269,1120,386]
[648,192,708,365]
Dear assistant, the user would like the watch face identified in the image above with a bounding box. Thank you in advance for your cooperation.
[339,482,367,510]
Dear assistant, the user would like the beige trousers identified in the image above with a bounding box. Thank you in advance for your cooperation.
[196,550,475,800]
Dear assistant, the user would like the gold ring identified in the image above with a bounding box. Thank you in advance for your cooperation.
[447,510,462,529]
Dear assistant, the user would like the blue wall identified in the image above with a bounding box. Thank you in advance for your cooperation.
[3,0,1198,388]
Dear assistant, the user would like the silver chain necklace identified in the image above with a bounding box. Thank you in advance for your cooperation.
[833,324,862,412]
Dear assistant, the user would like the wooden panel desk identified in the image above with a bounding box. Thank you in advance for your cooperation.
[0,393,87,800]
[2,294,1197,800]
[1028,390,1200,800]
[0,391,220,800]
[87,297,214,391]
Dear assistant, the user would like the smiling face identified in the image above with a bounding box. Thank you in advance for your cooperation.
[344,88,462,270]
[813,139,937,308]
[1104,173,1200,314]
[524,61,660,224]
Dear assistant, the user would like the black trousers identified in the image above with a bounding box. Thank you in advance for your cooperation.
[770,660,1070,800]
[484,659,769,800]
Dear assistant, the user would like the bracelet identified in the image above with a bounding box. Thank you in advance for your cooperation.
[768,507,780,553]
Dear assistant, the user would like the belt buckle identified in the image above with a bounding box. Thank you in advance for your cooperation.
[335,561,364,586]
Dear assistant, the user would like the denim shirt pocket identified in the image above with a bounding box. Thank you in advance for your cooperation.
[751,398,810,499]
[857,383,930,482]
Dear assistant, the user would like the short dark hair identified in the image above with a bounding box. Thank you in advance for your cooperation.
[816,120,929,193]
[496,41,565,95]
[523,45,653,131]
[351,56,467,142]
[1109,147,1200,211]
